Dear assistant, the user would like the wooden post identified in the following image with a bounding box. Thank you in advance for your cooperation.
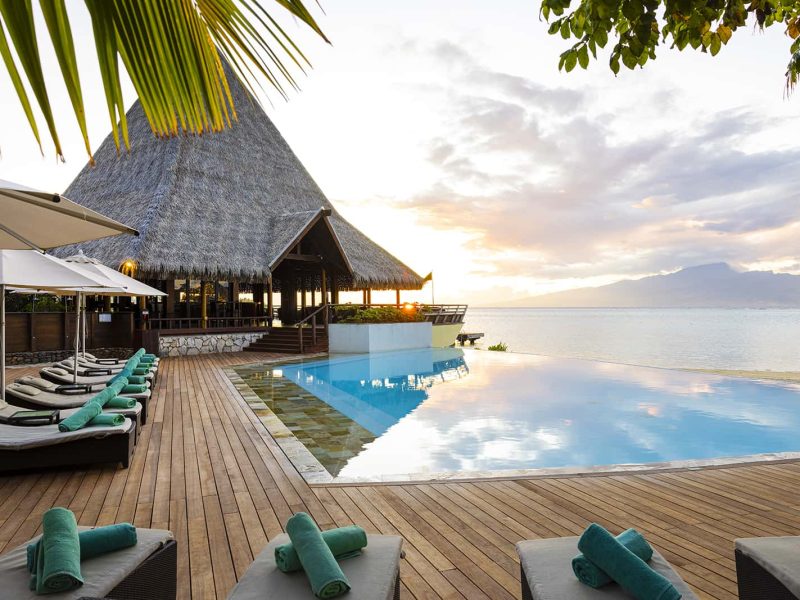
[300,277,306,313]
[165,279,175,316]
[362,289,367,305]
[331,271,339,304]
[103,296,111,311]
[267,278,274,327]
[200,280,208,328]
[396,289,400,307]
[366,289,372,304]
[321,268,328,306]
[311,288,315,307]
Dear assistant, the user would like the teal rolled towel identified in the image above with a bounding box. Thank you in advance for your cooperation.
[135,348,146,358]
[276,525,367,572]
[89,387,116,408]
[107,378,126,396]
[58,402,102,432]
[88,414,125,427]
[107,371,131,388]
[106,397,136,409]
[27,523,137,573]
[124,358,139,372]
[573,528,652,588]
[577,524,681,600]
[132,368,150,376]
[285,512,350,598]
[125,376,146,386]
[121,383,147,395]
[31,507,83,593]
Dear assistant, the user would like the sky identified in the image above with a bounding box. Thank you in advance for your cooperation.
[1,1,799,305]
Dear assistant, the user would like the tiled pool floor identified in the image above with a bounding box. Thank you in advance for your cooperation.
[229,361,374,478]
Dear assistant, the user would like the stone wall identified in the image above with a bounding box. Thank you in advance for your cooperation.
[5,347,133,366]
[159,332,263,357]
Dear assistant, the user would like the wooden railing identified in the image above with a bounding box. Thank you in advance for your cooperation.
[295,304,330,354]
[148,315,270,331]
[328,303,468,325]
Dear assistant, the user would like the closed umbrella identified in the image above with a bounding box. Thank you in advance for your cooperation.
[0,250,109,401]
[0,179,137,251]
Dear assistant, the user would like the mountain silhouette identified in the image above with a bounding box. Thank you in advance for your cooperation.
[505,264,800,307]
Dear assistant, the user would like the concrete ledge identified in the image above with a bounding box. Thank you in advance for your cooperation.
[329,322,432,353]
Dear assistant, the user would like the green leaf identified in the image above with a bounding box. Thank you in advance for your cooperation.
[709,32,722,55]
[578,44,590,68]
[565,49,578,71]
[0,19,41,153]
[560,21,571,38]
[610,55,621,74]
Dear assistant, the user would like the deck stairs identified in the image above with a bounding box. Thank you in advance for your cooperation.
[244,326,328,354]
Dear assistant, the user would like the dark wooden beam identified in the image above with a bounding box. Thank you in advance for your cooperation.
[284,253,323,263]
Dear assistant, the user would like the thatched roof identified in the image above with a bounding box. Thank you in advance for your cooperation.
[54,73,423,291]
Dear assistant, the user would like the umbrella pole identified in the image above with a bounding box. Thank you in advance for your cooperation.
[81,294,86,358]
[73,292,80,384]
[1,284,5,403]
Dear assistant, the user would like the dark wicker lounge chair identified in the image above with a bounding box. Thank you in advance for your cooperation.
[0,528,176,600]
[516,536,700,599]
[736,537,800,600]
[0,418,135,473]
[226,533,402,600]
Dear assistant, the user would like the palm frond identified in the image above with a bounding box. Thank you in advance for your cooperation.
[0,0,327,159]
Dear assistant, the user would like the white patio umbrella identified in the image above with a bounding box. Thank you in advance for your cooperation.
[0,250,110,401]
[63,252,166,359]
[0,179,138,251]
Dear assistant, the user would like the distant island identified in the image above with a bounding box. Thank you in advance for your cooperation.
[503,263,800,308]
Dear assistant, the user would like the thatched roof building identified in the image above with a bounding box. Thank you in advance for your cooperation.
[55,72,423,292]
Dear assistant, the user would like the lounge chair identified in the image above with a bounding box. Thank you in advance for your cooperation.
[226,533,403,600]
[0,417,135,473]
[516,537,700,599]
[15,375,151,402]
[735,537,800,599]
[5,383,145,430]
[0,527,176,600]
[54,360,156,382]
[40,367,152,389]
[83,351,160,367]
[77,356,159,375]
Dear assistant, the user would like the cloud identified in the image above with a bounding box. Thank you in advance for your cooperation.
[387,41,800,285]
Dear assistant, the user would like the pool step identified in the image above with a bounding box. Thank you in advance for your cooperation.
[244,327,328,354]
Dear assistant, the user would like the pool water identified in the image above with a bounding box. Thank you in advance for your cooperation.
[234,349,800,481]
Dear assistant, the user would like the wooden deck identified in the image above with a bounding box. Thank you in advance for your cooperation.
[4,353,800,600]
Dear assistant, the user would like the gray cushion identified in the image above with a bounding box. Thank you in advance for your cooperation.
[18,377,58,391]
[7,383,41,397]
[516,536,700,600]
[0,527,173,600]
[0,419,132,450]
[736,537,800,598]
[227,533,402,600]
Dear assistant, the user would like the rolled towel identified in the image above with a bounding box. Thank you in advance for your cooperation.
[106,397,136,409]
[276,525,368,573]
[139,356,156,364]
[27,523,137,573]
[89,387,117,408]
[121,383,147,395]
[58,402,102,432]
[573,528,652,588]
[135,348,146,358]
[106,371,130,388]
[577,524,681,600]
[124,376,147,386]
[107,378,126,396]
[285,512,350,598]
[87,414,125,427]
[132,368,150,376]
[30,507,83,593]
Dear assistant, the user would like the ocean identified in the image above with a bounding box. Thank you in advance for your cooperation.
[461,308,800,371]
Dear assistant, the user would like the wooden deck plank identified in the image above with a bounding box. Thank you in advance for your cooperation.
[4,351,800,598]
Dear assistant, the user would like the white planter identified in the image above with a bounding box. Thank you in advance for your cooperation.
[328,322,432,353]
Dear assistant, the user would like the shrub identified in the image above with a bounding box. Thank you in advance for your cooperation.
[487,342,508,352]
[339,306,425,324]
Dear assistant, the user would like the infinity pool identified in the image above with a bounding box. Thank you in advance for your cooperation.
[233,349,800,482]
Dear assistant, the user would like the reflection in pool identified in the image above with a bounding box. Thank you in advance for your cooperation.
[241,349,800,480]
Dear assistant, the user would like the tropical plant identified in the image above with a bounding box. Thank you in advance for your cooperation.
[339,306,426,324]
[541,0,800,92]
[487,342,508,352]
[0,0,328,162]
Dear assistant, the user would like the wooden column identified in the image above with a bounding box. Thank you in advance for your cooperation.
[200,280,208,328]
[362,289,367,305]
[331,271,339,304]
[280,277,297,324]
[396,289,401,307]
[321,268,328,306]
[267,278,274,326]
[366,289,372,304]
[253,282,265,316]
[300,277,306,313]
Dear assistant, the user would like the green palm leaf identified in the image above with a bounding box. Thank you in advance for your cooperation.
[0,0,327,160]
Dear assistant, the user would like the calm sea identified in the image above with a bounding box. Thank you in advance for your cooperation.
[462,308,800,371]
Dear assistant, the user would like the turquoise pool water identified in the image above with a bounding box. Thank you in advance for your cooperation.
[270,349,800,480]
